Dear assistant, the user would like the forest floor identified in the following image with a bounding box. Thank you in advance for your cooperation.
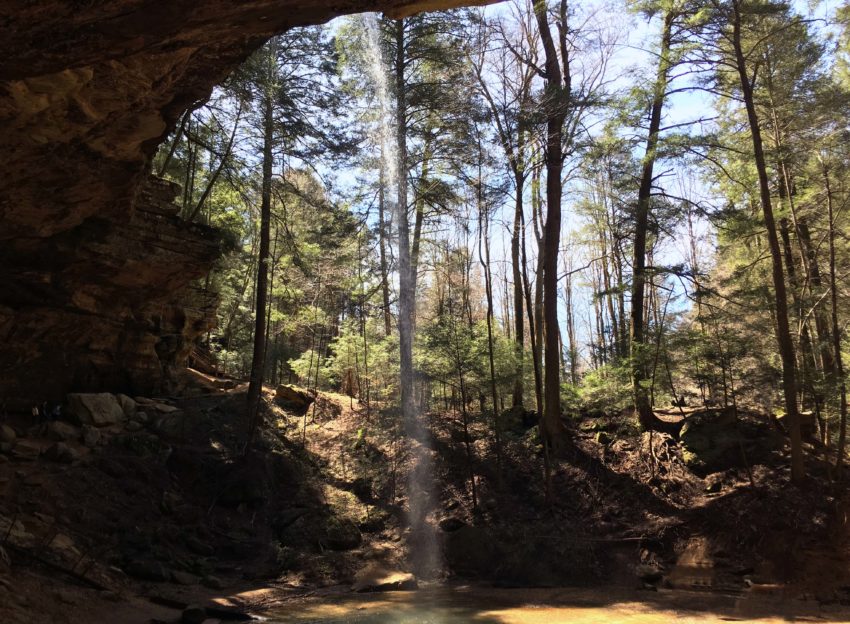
[2,373,850,623]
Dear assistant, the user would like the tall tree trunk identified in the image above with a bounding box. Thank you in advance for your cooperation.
[246,94,274,443]
[534,0,568,468]
[477,164,502,479]
[631,9,675,433]
[512,171,526,407]
[823,163,848,476]
[378,151,393,337]
[731,0,803,481]
[563,252,578,385]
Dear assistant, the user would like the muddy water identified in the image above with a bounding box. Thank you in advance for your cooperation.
[268,586,850,623]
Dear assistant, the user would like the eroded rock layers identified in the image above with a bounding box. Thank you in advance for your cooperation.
[0,0,489,406]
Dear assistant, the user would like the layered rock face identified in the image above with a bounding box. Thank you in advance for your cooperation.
[0,178,220,407]
[0,0,489,406]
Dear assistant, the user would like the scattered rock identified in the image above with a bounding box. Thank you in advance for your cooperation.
[704,472,724,493]
[150,402,181,414]
[125,559,170,581]
[181,605,208,624]
[67,393,126,427]
[172,570,199,586]
[151,413,189,438]
[274,384,316,413]
[438,516,466,532]
[134,411,150,424]
[81,425,101,448]
[44,441,79,463]
[127,421,144,432]
[45,421,80,442]
[202,575,225,589]
[11,439,42,460]
[116,393,137,418]
[636,564,664,583]
[0,424,16,444]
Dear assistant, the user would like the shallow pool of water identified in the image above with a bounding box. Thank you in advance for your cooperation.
[267,586,849,623]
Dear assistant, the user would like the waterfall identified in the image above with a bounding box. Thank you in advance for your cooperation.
[359,12,441,581]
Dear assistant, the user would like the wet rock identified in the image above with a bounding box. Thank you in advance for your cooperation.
[324,517,362,551]
[274,384,316,413]
[181,605,207,624]
[0,425,16,444]
[44,442,79,463]
[67,393,126,427]
[45,421,80,442]
[353,565,417,592]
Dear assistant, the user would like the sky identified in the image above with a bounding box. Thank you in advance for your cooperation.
[293,0,840,372]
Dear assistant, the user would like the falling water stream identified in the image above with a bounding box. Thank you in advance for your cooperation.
[359,12,441,580]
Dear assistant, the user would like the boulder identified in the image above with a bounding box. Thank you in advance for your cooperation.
[0,425,15,444]
[352,565,417,592]
[150,402,181,414]
[498,405,539,435]
[67,393,126,427]
[636,564,664,583]
[202,575,225,589]
[324,517,362,551]
[438,516,466,532]
[444,526,498,576]
[44,442,79,463]
[125,559,170,581]
[181,605,207,624]
[11,439,42,460]
[171,570,199,586]
[81,425,101,448]
[45,421,80,442]
[679,408,783,475]
[151,412,188,438]
[116,394,137,418]
[274,385,316,413]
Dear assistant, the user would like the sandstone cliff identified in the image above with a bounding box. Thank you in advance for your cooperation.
[0,0,491,405]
